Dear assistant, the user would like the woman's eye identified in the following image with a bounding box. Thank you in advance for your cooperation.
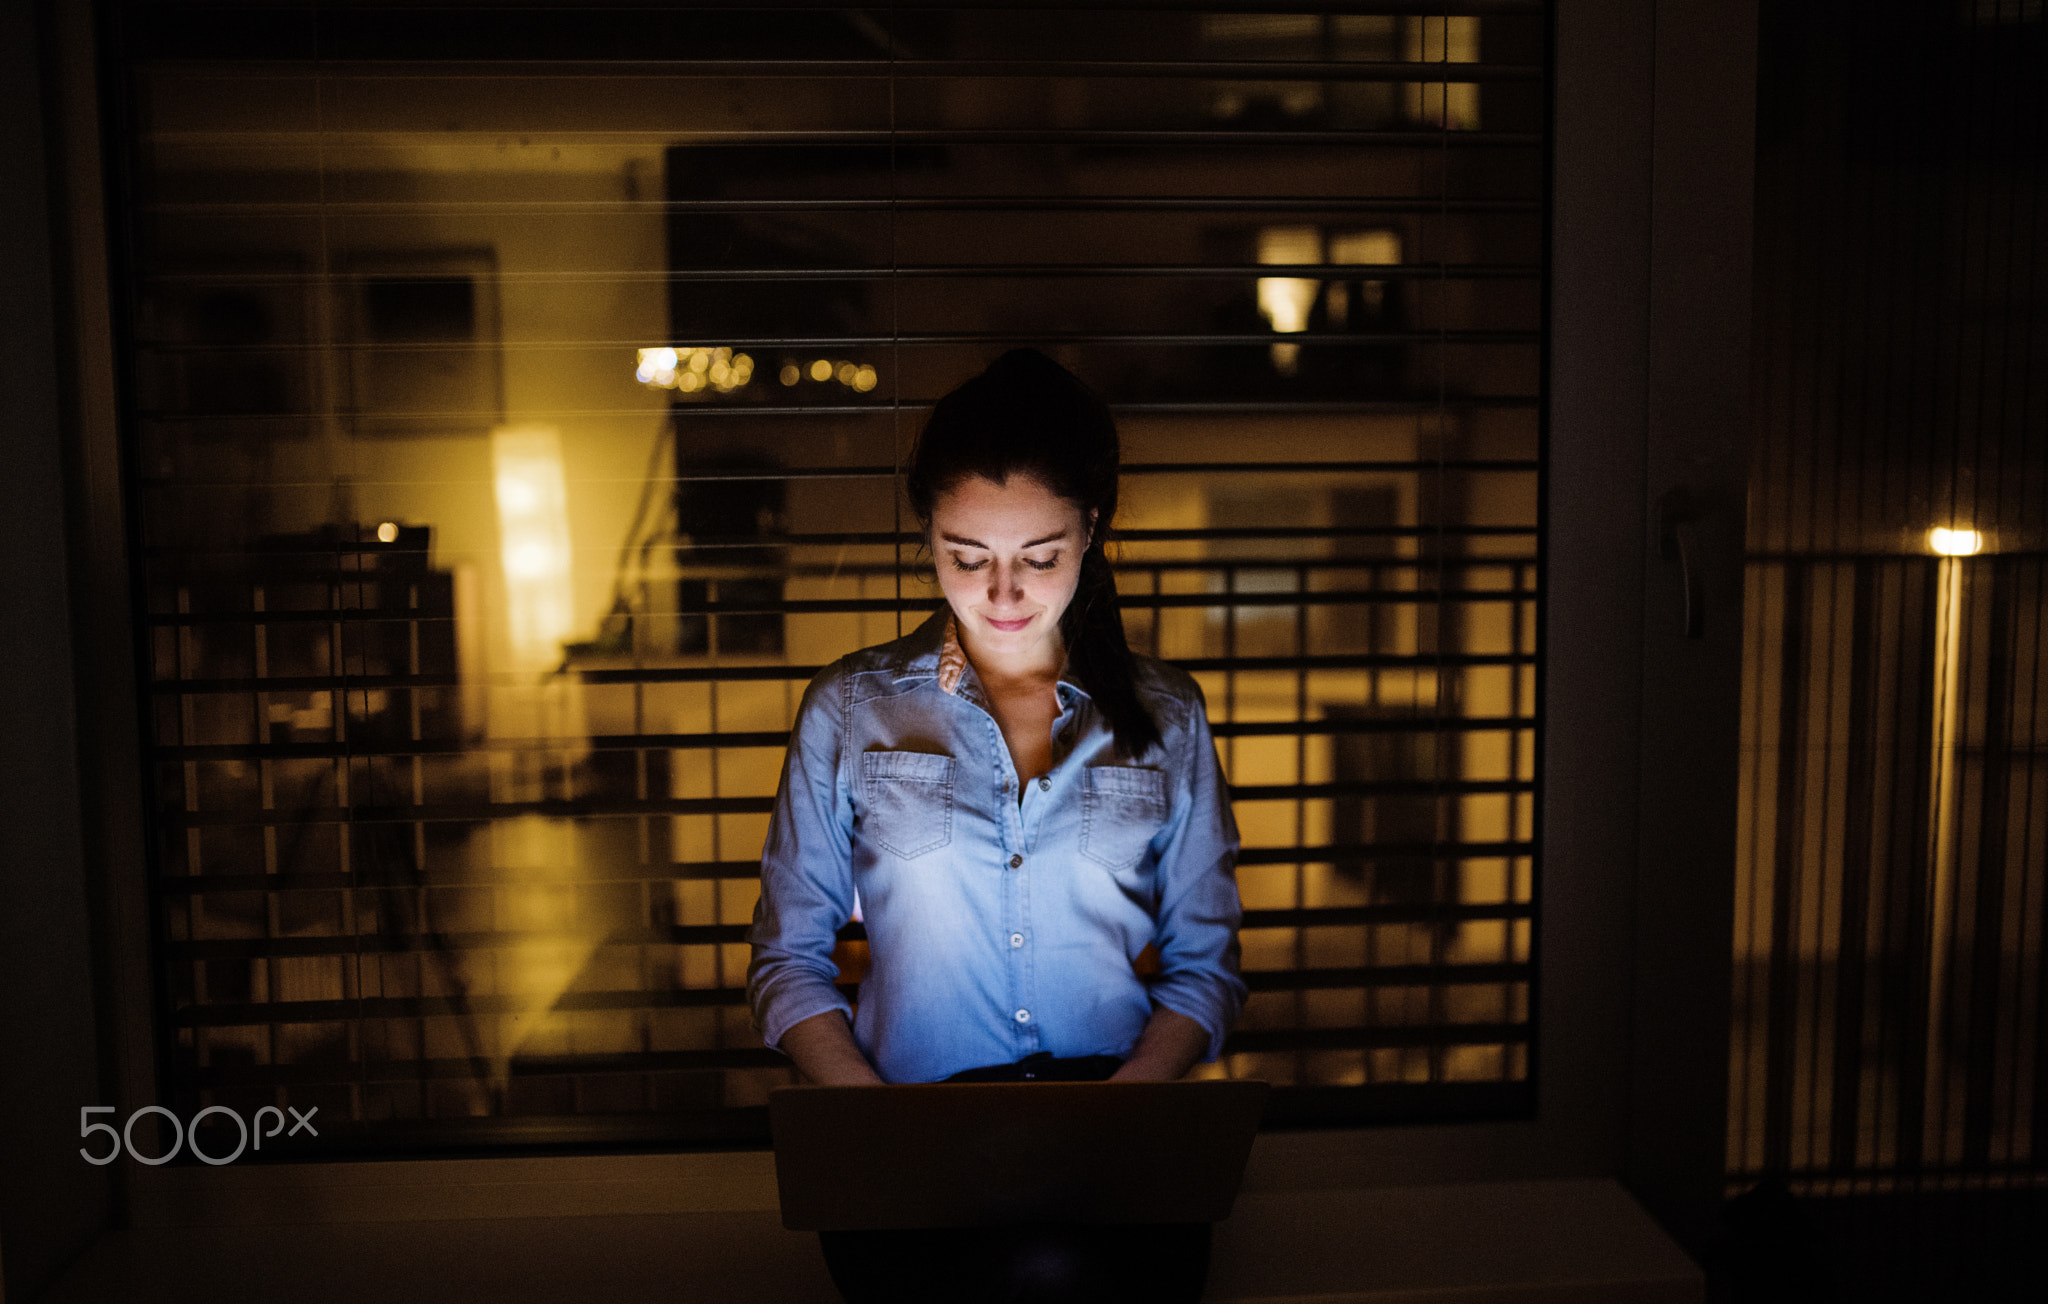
[946,554,1055,573]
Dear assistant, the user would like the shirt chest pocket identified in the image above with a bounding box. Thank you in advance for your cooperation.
[1080,766,1169,872]
[859,750,956,859]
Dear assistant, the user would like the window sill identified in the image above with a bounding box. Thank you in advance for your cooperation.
[58,1169,1698,1303]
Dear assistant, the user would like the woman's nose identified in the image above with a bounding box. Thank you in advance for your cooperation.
[989,562,1023,601]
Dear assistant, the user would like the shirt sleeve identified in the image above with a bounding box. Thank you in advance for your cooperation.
[746,666,858,1053]
[1143,683,1248,1061]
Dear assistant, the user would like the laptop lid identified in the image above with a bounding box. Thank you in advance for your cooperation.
[768,1080,1270,1231]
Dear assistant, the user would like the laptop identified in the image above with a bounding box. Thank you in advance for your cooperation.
[768,1080,1270,1231]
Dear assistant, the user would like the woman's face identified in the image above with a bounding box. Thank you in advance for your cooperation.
[928,473,1094,667]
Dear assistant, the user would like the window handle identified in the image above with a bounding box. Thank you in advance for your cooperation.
[1657,486,1705,640]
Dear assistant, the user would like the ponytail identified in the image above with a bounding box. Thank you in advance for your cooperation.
[1061,541,1161,761]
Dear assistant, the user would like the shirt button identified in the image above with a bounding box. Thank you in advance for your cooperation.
[1014,1009,1031,1023]
[1038,776,1051,792]
[1010,932,1024,948]
[1009,854,1023,869]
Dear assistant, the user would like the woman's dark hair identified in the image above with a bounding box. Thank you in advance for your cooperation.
[907,348,1162,759]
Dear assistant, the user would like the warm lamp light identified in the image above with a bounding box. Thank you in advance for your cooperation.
[1257,226,1323,377]
[1255,226,1322,335]
[636,346,752,394]
[492,425,576,672]
[768,357,880,392]
[1927,527,1983,557]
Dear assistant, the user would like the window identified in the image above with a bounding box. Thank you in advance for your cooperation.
[1731,0,2048,1196]
[115,1,1546,1153]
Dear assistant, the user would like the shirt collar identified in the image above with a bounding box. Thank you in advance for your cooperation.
[917,611,1091,702]
[937,612,971,695]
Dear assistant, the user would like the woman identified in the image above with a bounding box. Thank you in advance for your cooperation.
[747,349,1245,1301]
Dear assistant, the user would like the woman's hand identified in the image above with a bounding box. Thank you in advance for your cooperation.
[1107,1006,1211,1083]
[780,1010,887,1086]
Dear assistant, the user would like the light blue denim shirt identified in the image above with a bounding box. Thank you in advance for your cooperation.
[747,610,1246,1084]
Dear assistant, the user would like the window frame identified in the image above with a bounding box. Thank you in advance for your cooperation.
[50,0,1751,1246]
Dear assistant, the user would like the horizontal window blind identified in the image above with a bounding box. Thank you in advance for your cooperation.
[114,1,1545,1153]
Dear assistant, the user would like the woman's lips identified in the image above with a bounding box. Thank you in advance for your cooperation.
[985,615,1033,632]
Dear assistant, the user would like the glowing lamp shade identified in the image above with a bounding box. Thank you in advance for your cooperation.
[1256,226,1323,334]
[492,425,576,671]
[1257,226,1324,376]
[1927,527,1983,557]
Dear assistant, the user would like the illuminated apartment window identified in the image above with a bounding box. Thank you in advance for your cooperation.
[111,2,1546,1152]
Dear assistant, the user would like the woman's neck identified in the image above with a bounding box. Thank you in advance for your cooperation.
[955,617,1064,690]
